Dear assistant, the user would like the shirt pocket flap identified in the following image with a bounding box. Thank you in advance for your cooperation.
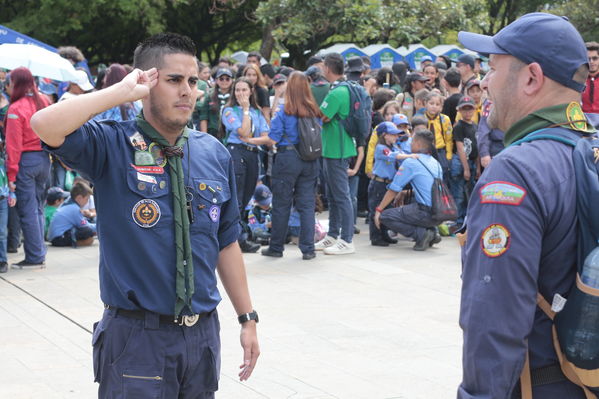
[194,178,230,205]
[126,165,169,198]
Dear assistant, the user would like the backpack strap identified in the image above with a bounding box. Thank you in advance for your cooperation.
[510,127,580,148]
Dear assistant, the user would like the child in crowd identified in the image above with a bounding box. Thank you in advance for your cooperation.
[410,116,428,134]
[366,101,402,175]
[248,184,272,246]
[451,96,480,227]
[0,139,12,273]
[368,122,418,246]
[47,181,97,247]
[73,176,96,222]
[412,88,430,118]
[44,187,69,240]
[424,92,453,177]
[456,80,484,124]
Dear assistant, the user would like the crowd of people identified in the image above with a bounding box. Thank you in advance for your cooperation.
[0,39,598,272]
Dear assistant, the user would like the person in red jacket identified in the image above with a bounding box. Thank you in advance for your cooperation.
[582,41,599,113]
[4,67,50,267]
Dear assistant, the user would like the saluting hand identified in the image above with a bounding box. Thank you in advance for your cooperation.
[121,68,158,102]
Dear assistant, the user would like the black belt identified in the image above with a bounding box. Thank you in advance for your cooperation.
[105,305,210,327]
[229,143,258,152]
[372,176,391,184]
[417,203,432,211]
[276,145,296,152]
[513,364,567,395]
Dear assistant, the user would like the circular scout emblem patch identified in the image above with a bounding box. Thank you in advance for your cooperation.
[132,199,161,228]
[566,101,587,131]
[209,205,220,222]
[481,224,511,258]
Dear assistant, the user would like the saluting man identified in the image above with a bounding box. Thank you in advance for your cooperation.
[31,33,259,398]
[457,13,596,398]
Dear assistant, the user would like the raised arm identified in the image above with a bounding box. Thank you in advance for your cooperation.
[31,68,158,147]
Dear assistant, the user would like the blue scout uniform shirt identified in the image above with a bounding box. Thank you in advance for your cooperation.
[398,137,412,154]
[45,120,240,315]
[221,106,269,145]
[268,104,298,146]
[388,154,441,207]
[372,143,401,180]
[47,200,96,241]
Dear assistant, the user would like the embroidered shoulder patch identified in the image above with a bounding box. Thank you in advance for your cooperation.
[480,181,526,206]
[481,224,511,258]
[566,101,587,131]
[132,199,161,228]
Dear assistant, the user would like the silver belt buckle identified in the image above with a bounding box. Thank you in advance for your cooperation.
[178,314,199,327]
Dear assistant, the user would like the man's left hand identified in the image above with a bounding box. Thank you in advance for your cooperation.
[239,321,260,381]
[374,211,381,229]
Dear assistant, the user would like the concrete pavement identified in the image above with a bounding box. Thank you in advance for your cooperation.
[0,220,463,399]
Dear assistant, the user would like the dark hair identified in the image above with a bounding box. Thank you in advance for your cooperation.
[423,64,441,90]
[372,88,396,111]
[247,51,262,62]
[70,181,93,199]
[360,55,371,67]
[413,129,435,154]
[133,33,197,70]
[226,77,258,109]
[392,61,408,88]
[284,72,323,118]
[324,53,344,76]
[95,68,106,90]
[218,56,233,66]
[8,67,47,110]
[307,55,323,67]
[411,116,428,127]
[443,67,461,88]
[376,67,398,87]
[58,46,84,63]
[198,61,209,73]
[587,42,599,53]
[438,55,452,70]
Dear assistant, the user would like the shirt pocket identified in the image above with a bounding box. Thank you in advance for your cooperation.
[190,178,231,235]
[125,165,171,228]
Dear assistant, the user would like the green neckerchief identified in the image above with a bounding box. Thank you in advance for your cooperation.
[135,113,193,317]
[504,102,595,146]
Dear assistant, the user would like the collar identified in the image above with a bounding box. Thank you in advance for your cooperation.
[504,102,595,146]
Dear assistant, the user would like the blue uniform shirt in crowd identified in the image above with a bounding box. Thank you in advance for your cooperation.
[268,104,299,146]
[372,143,400,180]
[388,154,441,207]
[47,200,96,241]
[398,137,412,154]
[44,120,241,315]
[222,106,269,145]
[458,132,582,398]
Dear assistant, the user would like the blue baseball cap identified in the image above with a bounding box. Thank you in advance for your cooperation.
[254,184,272,207]
[376,121,401,135]
[391,114,410,128]
[420,55,433,63]
[458,13,588,92]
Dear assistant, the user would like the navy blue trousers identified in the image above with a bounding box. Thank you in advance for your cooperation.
[269,149,319,254]
[15,151,50,263]
[93,308,220,399]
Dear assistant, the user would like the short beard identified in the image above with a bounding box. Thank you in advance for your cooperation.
[149,96,188,133]
[487,58,526,131]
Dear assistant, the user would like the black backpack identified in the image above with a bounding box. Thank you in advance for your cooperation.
[416,158,457,223]
[295,116,322,161]
[336,81,372,143]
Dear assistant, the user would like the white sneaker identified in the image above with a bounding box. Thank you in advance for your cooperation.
[323,239,355,255]
[315,235,337,251]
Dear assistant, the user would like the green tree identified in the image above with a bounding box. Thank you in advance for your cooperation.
[547,0,599,41]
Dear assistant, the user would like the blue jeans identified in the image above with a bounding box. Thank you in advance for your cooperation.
[16,152,50,263]
[348,174,359,224]
[269,149,319,254]
[323,158,354,243]
[449,155,476,225]
[0,198,8,262]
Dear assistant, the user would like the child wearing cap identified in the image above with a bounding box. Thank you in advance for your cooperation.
[451,96,480,227]
[456,80,484,124]
[47,181,97,247]
[365,108,407,176]
[423,92,453,177]
[247,184,272,246]
[44,186,69,240]
[368,122,419,246]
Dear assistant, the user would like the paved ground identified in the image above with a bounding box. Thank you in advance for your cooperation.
[0,219,463,399]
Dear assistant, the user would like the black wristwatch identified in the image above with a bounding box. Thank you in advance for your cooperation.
[238,310,259,324]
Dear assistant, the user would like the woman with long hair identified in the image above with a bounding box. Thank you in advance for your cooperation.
[221,77,269,252]
[242,63,271,123]
[93,64,137,121]
[199,67,233,138]
[4,67,50,267]
[242,71,322,260]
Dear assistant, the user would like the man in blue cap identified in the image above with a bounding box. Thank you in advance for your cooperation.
[457,13,596,398]
[30,33,260,398]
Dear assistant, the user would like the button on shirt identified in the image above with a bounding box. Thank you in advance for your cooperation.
[388,154,442,206]
[221,106,269,146]
[44,120,241,315]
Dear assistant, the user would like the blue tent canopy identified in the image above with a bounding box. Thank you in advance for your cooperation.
[0,25,57,53]
[362,45,402,69]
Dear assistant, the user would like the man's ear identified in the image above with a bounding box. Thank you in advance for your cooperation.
[522,62,545,96]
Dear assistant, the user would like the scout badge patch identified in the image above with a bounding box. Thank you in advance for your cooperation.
[481,224,510,257]
[132,199,161,228]
[566,102,588,131]
[149,143,167,167]
[135,151,156,166]
[129,132,148,151]
[209,205,220,222]
[479,182,526,206]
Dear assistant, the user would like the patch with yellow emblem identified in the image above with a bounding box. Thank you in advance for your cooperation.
[132,199,161,228]
[481,224,511,258]
[566,102,588,131]
[480,181,527,206]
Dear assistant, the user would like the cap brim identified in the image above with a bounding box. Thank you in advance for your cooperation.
[458,32,509,57]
